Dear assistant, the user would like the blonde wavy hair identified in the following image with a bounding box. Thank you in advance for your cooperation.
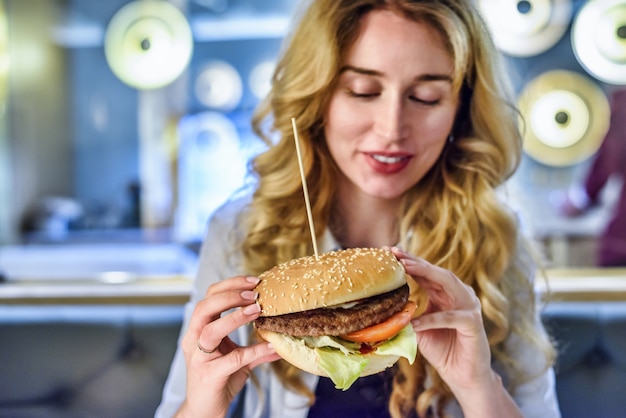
[242,0,555,416]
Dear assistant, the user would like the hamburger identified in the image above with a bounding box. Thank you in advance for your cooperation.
[254,247,419,390]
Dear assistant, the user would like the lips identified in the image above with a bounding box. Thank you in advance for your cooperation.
[364,152,413,174]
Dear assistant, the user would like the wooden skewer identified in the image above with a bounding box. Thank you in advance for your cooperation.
[291,117,319,259]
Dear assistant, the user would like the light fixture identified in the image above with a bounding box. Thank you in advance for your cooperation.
[477,0,572,57]
[104,1,193,89]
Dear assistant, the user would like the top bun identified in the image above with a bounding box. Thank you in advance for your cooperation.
[256,247,406,317]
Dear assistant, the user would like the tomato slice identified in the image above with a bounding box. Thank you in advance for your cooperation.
[341,301,417,343]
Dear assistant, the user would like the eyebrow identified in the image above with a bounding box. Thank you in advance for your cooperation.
[339,65,453,83]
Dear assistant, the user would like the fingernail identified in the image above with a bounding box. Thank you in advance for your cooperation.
[267,342,275,351]
[241,290,258,300]
[246,276,260,284]
[402,258,418,266]
[243,302,261,315]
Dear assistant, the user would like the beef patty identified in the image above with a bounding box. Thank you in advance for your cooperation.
[254,284,409,337]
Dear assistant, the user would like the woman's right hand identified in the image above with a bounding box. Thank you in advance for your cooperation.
[177,275,280,418]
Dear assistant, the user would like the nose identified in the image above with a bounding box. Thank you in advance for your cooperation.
[374,95,409,142]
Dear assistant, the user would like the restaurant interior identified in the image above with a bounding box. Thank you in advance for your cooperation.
[0,0,625,417]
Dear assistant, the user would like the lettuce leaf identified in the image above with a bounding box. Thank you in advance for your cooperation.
[375,324,418,364]
[316,346,369,390]
[298,324,417,390]
[301,335,361,354]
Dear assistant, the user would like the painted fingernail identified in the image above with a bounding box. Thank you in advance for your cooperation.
[246,276,260,284]
[243,302,261,315]
[241,290,258,300]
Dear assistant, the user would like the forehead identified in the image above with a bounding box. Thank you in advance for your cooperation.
[344,10,453,75]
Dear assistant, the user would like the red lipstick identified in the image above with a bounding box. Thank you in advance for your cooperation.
[363,152,413,174]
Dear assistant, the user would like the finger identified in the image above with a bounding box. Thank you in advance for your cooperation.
[186,277,261,359]
[188,276,260,337]
[392,250,476,310]
[410,276,462,311]
[210,342,278,377]
[389,247,451,290]
[212,343,281,394]
[390,248,450,286]
[412,309,483,334]
[249,351,282,370]
[196,302,262,355]
[206,275,260,297]
[189,330,240,361]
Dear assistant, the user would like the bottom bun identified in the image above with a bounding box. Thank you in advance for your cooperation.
[257,328,400,378]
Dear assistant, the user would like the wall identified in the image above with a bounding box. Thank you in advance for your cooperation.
[4,0,71,243]
[0,0,299,242]
[494,0,624,267]
[0,1,9,244]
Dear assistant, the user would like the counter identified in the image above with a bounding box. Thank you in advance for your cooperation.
[1,269,625,305]
[538,267,626,302]
[0,275,192,305]
[1,242,625,304]
[0,242,195,304]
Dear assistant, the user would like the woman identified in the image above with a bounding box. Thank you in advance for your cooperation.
[157,0,560,417]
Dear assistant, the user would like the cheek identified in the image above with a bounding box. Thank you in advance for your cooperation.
[325,96,368,140]
[421,141,447,171]
[419,110,456,146]
[411,115,454,169]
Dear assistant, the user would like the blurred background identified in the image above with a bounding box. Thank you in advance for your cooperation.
[0,0,295,246]
[0,1,625,416]
[0,0,623,266]
[0,0,296,286]
[0,0,623,270]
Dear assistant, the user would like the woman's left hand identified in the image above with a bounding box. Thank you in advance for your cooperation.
[389,247,520,417]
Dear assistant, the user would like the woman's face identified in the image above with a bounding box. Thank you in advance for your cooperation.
[325,10,459,201]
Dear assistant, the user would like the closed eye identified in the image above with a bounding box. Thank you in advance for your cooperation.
[346,90,379,99]
[346,89,440,105]
[409,96,440,106]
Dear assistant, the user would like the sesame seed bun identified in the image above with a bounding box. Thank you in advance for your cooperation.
[253,248,416,385]
[255,247,407,317]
